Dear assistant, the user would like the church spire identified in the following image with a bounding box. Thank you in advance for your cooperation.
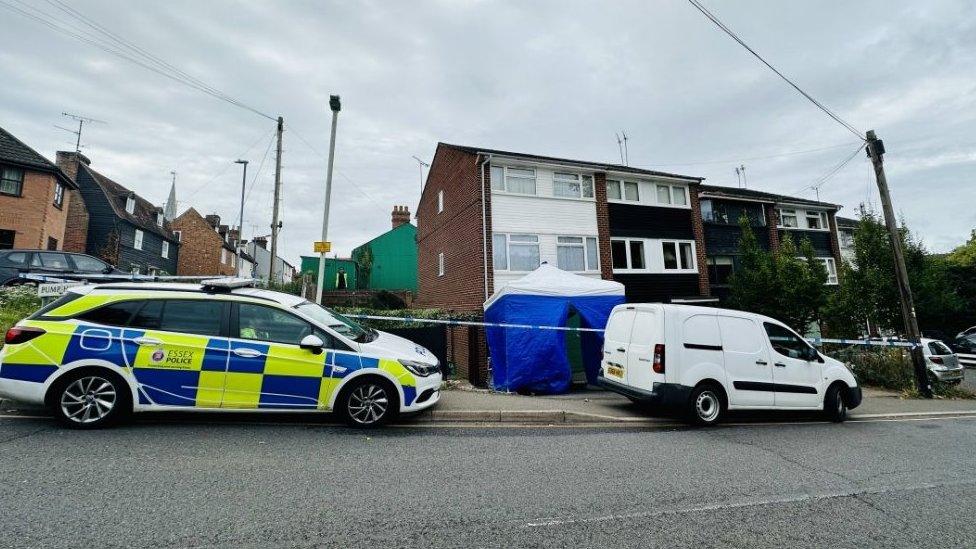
[164,171,177,221]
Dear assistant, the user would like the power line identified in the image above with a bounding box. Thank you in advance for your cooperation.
[184,126,275,201]
[792,142,866,196]
[646,141,862,167]
[686,0,863,140]
[0,0,275,121]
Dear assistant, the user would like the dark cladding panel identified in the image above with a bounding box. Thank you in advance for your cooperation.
[778,229,832,256]
[613,273,701,302]
[608,203,695,239]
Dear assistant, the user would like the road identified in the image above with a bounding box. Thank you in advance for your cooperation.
[0,413,974,548]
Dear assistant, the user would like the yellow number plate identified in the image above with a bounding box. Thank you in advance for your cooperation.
[607,365,624,378]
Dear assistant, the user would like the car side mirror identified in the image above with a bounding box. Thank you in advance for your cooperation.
[299,334,325,355]
[807,348,823,362]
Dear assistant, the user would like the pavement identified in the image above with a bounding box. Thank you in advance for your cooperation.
[0,411,974,547]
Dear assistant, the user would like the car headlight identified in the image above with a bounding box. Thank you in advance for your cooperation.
[399,359,440,377]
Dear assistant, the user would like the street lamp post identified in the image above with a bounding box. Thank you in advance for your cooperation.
[234,159,248,278]
[315,95,341,304]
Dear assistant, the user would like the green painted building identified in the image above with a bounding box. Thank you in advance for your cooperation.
[300,256,358,291]
[352,221,417,291]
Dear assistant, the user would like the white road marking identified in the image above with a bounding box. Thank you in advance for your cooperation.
[526,478,976,528]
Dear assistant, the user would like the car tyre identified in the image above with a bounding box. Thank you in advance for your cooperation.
[49,369,130,429]
[823,384,848,423]
[687,383,724,426]
[336,377,399,428]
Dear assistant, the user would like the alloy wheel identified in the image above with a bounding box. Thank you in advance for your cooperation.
[60,376,117,424]
[347,383,390,425]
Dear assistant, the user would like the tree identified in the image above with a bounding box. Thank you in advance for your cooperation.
[947,230,976,267]
[729,217,828,332]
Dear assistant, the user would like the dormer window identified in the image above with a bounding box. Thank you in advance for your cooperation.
[125,195,135,214]
[156,212,164,226]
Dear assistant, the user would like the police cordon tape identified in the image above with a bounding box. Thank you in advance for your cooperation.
[344,313,922,347]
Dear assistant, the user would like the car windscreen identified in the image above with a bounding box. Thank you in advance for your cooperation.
[294,302,371,342]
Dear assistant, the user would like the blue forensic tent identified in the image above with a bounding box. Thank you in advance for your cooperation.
[484,264,625,394]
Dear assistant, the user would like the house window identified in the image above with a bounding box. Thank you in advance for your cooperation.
[804,211,829,230]
[492,234,507,270]
[0,229,14,249]
[610,240,628,269]
[437,252,445,276]
[779,209,798,228]
[221,249,228,265]
[231,253,237,268]
[47,237,58,250]
[53,183,64,208]
[161,241,169,259]
[624,181,639,201]
[156,212,164,227]
[556,236,598,272]
[607,179,640,202]
[492,166,537,195]
[655,184,688,207]
[0,167,24,196]
[607,180,621,200]
[173,230,182,242]
[494,234,540,271]
[839,230,854,248]
[820,257,838,285]
[553,172,594,199]
[662,241,695,271]
[125,196,136,214]
[133,229,144,250]
[610,238,646,271]
[437,190,444,213]
[707,256,734,285]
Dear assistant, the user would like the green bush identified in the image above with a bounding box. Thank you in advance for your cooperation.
[0,287,41,348]
[826,345,974,398]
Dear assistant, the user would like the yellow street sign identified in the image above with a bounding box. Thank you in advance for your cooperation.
[314,241,331,253]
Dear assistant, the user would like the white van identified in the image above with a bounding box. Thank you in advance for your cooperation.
[597,304,861,425]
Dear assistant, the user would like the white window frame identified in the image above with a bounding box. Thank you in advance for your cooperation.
[552,172,594,200]
[661,240,697,272]
[173,230,182,242]
[655,184,688,207]
[490,165,538,196]
[156,212,164,227]
[610,238,648,272]
[437,190,444,214]
[125,196,136,214]
[437,252,445,276]
[161,240,169,259]
[133,229,144,250]
[221,248,228,265]
[555,235,599,273]
[610,237,697,274]
[820,257,838,285]
[53,182,65,208]
[778,209,798,228]
[493,233,541,272]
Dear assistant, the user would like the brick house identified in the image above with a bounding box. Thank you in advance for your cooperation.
[416,143,708,382]
[57,151,179,274]
[0,126,78,250]
[698,185,843,300]
[170,209,239,276]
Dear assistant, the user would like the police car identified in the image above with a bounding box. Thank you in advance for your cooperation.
[0,278,442,428]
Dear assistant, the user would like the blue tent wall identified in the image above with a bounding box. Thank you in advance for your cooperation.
[485,294,624,394]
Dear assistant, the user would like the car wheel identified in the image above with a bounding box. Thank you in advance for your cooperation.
[50,370,130,429]
[823,384,848,423]
[337,378,399,428]
[687,384,724,426]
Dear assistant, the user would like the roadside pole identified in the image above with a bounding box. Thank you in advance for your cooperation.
[269,116,284,284]
[234,159,248,277]
[315,95,341,304]
[866,130,932,398]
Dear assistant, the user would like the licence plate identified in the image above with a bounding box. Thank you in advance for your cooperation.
[607,365,624,378]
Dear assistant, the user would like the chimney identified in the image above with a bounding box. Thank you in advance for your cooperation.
[205,214,220,229]
[392,205,411,229]
[55,150,91,182]
[227,228,240,246]
[253,236,268,249]
[218,224,228,241]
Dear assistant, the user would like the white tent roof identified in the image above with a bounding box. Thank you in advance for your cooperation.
[484,264,625,309]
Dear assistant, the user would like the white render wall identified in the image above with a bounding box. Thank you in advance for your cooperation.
[490,163,600,288]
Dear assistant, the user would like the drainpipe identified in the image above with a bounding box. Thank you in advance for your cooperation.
[479,154,492,303]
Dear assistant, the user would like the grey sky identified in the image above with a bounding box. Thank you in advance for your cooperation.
[1,0,974,265]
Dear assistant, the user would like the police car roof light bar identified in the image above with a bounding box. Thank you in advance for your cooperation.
[199,277,258,290]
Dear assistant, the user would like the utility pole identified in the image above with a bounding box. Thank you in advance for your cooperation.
[269,116,284,284]
[315,95,341,305]
[234,159,249,277]
[866,129,932,398]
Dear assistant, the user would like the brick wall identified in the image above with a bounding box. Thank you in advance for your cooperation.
[593,172,614,280]
[0,169,69,250]
[170,209,235,276]
[415,144,488,312]
[56,152,90,254]
[765,204,781,251]
[689,183,710,296]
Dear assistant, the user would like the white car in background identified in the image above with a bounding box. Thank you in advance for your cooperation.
[922,338,964,385]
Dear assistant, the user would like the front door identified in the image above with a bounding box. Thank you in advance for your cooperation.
[224,302,334,409]
[762,322,821,407]
[717,315,774,407]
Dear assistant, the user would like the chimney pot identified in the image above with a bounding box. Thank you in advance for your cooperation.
[392,204,411,229]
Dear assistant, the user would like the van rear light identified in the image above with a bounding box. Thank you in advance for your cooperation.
[652,344,665,374]
[930,356,944,365]
[5,326,46,345]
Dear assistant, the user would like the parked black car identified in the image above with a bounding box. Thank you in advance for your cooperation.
[0,249,120,286]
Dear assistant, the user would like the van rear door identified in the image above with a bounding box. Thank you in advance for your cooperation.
[717,315,774,407]
[625,307,665,391]
[602,308,635,383]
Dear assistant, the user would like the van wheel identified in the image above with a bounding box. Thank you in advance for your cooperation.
[687,384,724,426]
[823,384,848,423]
[49,369,130,429]
[336,377,399,428]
